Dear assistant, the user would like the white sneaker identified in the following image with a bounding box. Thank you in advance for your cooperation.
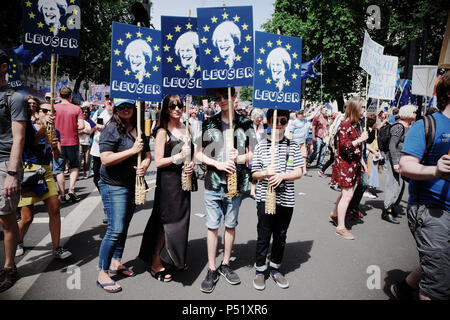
[15,242,24,257]
[363,192,376,199]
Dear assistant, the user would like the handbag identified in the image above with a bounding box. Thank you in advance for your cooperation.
[21,165,49,196]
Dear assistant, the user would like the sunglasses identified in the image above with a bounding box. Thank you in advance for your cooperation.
[40,108,51,114]
[116,103,134,111]
[169,105,183,110]
[213,93,229,102]
[273,118,288,125]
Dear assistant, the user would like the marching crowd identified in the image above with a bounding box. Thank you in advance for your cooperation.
[1,49,449,299]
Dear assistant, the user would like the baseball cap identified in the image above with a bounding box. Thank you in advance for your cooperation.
[45,92,52,98]
[114,98,135,107]
[0,49,9,65]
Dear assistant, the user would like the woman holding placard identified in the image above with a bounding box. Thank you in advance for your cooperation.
[138,94,195,282]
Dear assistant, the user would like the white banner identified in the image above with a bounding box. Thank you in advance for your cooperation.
[411,65,438,97]
[360,30,384,75]
[368,55,398,100]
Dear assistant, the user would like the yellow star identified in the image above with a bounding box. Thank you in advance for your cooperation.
[174,25,181,32]
[276,82,281,88]
[292,52,298,59]
[25,0,31,7]
[9,75,12,79]
[145,72,151,78]
[295,63,300,69]
[259,48,265,54]
[116,60,123,67]
[224,59,230,66]
[49,26,55,32]
[117,38,124,45]
[256,58,262,64]
[235,55,242,62]
[146,36,152,43]
[72,9,78,15]
[213,56,220,63]
[135,73,140,80]
[285,80,291,86]
[175,64,181,71]
[197,66,201,71]
[29,12,35,19]
[245,35,252,42]
[125,32,132,39]
[186,22,193,30]
[286,44,291,50]
[203,25,210,32]
[69,19,75,25]
[267,41,273,47]
[153,45,159,51]
[185,68,191,74]
[276,39,282,46]
[153,65,159,71]
[166,33,173,40]
[233,15,240,22]
[259,69,265,76]
[60,25,67,31]
[243,46,249,53]
[136,31,142,38]
[292,73,298,79]
[266,78,272,84]
[222,12,229,20]
[37,22,44,28]
[163,45,170,52]
[242,23,248,30]
[9,59,12,62]
[201,37,208,44]
[156,56,162,62]
[167,56,173,63]
[114,49,120,56]
[205,48,211,55]
[211,16,218,23]
[12,64,16,68]
[124,69,130,75]
[70,0,75,3]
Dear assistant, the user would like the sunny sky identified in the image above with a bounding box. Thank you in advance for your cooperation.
[150,0,275,31]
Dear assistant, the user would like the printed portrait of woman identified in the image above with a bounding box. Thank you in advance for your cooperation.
[125,39,153,84]
[37,0,68,37]
[266,47,291,92]
[175,31,199,79]
[212,21,241,69]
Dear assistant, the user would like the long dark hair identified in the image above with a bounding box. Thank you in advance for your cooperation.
[153,94,184,136]
[110,104,138,136]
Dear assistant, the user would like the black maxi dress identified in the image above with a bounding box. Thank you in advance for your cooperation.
[138,130,192,270]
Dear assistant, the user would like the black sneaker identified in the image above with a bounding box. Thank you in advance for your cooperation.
[200,269,219,293]
[390,281,414,300]
[67,191,80,203]
[0,266,19,293]
[218,263,240,285]
[53,247,72,260]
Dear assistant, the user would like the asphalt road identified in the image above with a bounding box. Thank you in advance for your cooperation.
[0,148,418,300]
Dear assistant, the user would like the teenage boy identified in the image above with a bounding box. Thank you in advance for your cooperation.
[195,87,254,293]
[251,109,303,290]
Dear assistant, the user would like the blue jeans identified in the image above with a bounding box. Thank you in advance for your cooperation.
[98,181,135,271]
[204,185,243,229]
[307,137,326,167]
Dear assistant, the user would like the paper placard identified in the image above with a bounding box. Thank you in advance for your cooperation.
[360,30,384,75]
[411,65,438,97]
[368,55,398,100]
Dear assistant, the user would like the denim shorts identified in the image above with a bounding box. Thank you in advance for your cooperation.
[204,185,242,229]
[52,145,80,173]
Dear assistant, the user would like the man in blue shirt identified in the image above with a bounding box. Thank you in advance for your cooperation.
[392,71,450,300]
[288,110,311,176]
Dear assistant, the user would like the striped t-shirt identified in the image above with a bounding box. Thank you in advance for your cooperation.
[252,137,303,207]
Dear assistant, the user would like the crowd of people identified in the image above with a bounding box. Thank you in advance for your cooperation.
[1,49,449,300]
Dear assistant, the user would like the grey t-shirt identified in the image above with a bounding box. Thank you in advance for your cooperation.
[0,86,28,162]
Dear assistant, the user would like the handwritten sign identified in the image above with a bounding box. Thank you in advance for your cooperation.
[360,30,384,75]
[23,0,81,56]
[368,55,398,100]
[197,6,254,88]
[252,31,302,111]
[110,22,162,101]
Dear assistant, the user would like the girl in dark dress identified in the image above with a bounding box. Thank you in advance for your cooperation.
[139,95,194,282]
[329,97,368,240]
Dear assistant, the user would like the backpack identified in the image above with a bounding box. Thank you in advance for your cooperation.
[377,122,404,152]
[421,115,436,165]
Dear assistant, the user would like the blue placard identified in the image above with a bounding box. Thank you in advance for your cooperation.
[252,31,302,111]
[161,16,206,97]
[109,22,162,101]
[5,50,23,89]
[197,6,254,88]
[22,0,81,57]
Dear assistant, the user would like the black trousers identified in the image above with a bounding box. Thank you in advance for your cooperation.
[92,156,102,191]
[255,202,293,270]
[321,145,335,173]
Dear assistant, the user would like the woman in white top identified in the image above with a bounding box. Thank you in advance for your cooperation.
[250,108,266,198]
[79,106,92,179]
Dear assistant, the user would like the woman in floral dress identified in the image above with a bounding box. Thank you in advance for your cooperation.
[329,97,368,240]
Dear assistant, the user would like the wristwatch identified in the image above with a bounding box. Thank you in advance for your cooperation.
[7,170,17,176]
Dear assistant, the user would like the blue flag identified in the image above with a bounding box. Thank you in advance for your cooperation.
[252,31,302,111]
[197,6,254,88]
[109,22,162,101]
[394,80,417,108]
[22,0,81,56]
[13,44,44,68]
[4,49,23,89]
[301,53,321,79]
[161,16,206,97]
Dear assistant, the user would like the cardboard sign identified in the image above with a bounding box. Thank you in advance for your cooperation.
[109,22,162,101]
[90,85,110,103]
[197,6,254,88]
[411,65,438,97]
[23,0,81,56]
[360,30,384,75]
[368,55,398,100]
[161,16,206,96]
[252,31,302,111]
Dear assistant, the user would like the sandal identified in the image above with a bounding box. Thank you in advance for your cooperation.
[150,268,172,282]
[96,280,122,293]
[329,213,338,226]
[109,266,135,277]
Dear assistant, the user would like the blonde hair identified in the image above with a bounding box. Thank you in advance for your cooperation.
[398,104,417,119]
[344,97,366,124]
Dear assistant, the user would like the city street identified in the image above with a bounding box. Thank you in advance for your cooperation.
[0,144,418,300]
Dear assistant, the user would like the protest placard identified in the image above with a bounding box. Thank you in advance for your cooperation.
[109,22,162,101]
[5,50,23,89]
[252,31,302,110]
[22,0,81,56]
[197,6,254,88]
[411,65,438,97]
[360,30,384,75]
[368,55,398,100]
[161,16,206,96]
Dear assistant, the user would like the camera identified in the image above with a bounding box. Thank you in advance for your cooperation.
[97,118,104,125]
[275,181,286,193]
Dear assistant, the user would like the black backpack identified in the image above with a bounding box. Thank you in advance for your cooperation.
[377,122,404,152]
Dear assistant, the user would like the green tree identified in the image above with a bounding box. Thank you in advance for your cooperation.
[239,86,253,102]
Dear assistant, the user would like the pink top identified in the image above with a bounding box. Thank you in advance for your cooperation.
[54,102,84,146]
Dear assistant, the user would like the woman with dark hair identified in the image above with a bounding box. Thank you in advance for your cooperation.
[79,105,94,179]
[96,99,151,293]
[26,95,41,124]
[139,95,194,282]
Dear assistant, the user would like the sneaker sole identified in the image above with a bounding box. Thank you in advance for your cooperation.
[55,252,72,260]
[218,269,241,285]
[390,284,399,300]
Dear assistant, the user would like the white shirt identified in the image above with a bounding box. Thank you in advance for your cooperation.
[90,110,113,157]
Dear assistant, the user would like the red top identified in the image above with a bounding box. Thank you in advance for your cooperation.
[331,120,363,188]
[312,114,328,139]
[54,102,84,146]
